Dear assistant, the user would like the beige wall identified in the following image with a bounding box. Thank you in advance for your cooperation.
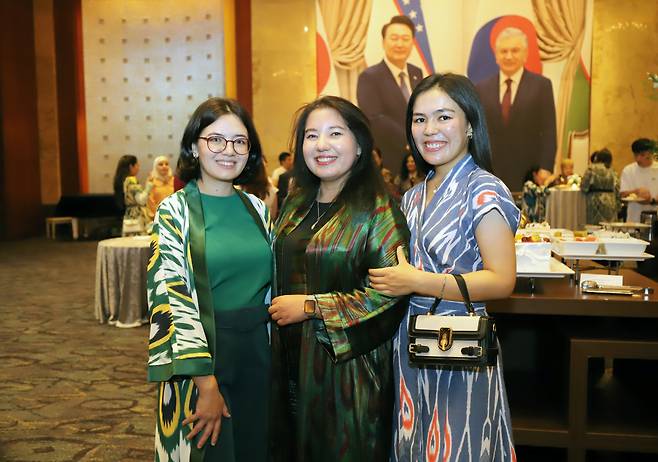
[81,0,226,192]
[251,0,316,171]
[590,0,658,172]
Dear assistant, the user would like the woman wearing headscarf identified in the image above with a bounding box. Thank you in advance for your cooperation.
[147,155,175,219]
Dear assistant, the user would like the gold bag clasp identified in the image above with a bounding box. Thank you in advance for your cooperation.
[438,327,453,351]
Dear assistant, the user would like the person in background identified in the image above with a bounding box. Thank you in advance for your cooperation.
[271,151,293,187]
[556,158,574,184]
[268,95,410,461]
[121,157,153,235]
[369,73,518,461]
[581,148,620,224]
[475,26,557,191]
[276,165,294,211]
[561,158,575,178]
[521,165,553,223]
[242,160,279,219]
[620,138,658,223]
[113,154,137,216]
[394,152,424,194]
[147,97,272,462]
[357,15,423,176]
[147,155,175,219]
[372,146,399,199]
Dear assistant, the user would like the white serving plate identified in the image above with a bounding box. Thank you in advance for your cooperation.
[552,239,599,256]
[598,237,649,256]
[515,242,552,273]
[516,258,575,278]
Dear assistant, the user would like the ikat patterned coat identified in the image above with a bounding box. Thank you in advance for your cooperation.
[147,181,270,462]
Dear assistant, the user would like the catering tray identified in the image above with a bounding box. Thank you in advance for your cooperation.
[598,237,649,256]
[552,238,599,256]
[600,221,650,229]
[552,251,654,261]
[516,258,575,278]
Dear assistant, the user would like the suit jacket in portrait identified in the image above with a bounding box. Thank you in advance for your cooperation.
[476,69,557,192]
[357,60,423,176]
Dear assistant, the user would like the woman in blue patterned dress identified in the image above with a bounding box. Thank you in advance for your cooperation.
[369,74,519,462]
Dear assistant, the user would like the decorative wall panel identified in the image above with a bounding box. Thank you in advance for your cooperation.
[82,0,224,192]
[590,0,658,172]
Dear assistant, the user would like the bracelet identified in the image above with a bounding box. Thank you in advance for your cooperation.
[438,274,447,299]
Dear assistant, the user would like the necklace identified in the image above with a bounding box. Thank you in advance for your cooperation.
[311,200,335,230]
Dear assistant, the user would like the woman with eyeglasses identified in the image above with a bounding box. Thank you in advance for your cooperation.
[147,98,272,462]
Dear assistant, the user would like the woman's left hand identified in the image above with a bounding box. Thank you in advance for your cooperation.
[269,295,307,326]
[368,246,419,296]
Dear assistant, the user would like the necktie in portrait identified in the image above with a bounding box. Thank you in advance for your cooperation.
[399,72,410,102]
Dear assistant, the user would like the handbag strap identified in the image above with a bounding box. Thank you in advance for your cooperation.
[453,274,476,315]
[428,274,476,315]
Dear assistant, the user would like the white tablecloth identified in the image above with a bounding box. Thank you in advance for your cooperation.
[94,236,151,328]
[546,188,587,230]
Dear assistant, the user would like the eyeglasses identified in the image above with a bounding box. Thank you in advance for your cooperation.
[198,135,251,155]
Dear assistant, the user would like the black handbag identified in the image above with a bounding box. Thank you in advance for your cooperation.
[408,274,498,367]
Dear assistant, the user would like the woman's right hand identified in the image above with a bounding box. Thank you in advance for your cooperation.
[182,375,231,449]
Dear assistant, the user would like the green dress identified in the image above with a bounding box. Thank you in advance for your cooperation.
[271,192,410,462]
[201,193,272,462]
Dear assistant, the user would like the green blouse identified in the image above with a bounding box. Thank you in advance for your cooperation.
[201,192,272,311]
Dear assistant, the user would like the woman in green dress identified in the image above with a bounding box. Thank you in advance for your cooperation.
[147,97,272,462]
[268,96,410,461]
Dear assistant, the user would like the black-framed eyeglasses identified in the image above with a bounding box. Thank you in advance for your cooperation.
[198,135,251,155]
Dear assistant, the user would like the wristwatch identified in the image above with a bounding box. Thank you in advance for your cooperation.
[303,296,317,319]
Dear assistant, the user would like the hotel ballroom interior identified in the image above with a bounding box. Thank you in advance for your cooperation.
[0,0,656,461]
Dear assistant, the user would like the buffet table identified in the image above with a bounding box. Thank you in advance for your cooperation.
[94,236,151,328]
[489,269,658,461]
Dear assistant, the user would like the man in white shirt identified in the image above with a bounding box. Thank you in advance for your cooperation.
[357,15,423,176]
[271,151,292,186]
[475,27,557,191]
[620,138,658,223]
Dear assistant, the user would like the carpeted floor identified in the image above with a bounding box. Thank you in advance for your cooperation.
[0,238,155,462]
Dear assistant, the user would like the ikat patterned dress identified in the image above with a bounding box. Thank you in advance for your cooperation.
[392,154,519,462]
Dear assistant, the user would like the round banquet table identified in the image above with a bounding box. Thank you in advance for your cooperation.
[94,235,151,328]
[545,187,587,230]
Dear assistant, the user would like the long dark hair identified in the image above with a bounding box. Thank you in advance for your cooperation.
[290,96,385,210]
[406,73,493,174]
[241,161,270,200]
[178,97,263,184]
[113,154,137,211]
[523,165,541,184]
[594,148,613,168]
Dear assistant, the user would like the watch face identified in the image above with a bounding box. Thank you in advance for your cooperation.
[304,299,316,315]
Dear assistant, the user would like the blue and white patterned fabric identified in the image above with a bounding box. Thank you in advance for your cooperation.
[392,154,520,462]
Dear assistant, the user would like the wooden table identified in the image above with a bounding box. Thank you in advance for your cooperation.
[488,269,658,461]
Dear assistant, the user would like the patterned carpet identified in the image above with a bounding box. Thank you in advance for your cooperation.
[0,238,155,462]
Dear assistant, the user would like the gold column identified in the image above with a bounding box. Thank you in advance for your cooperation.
[224,0,237,98]
[33,0,62,204]
[251,0,316,170]
[590,0,658,171]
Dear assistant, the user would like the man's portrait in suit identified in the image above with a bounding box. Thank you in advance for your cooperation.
[356,15,423,176]
[476,26,557,191]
